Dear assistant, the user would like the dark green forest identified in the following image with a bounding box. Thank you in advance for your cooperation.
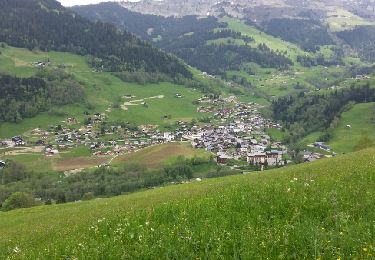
[0,0,191,78]
[272,83,375,143]
[0,70,85,123]
[73,3,225,42]
[337,26,375,62]
[0,157,236,208]
[73,3,292,76]
[297,46,344,67]
[263,18,334,52]
[174,44,292,75]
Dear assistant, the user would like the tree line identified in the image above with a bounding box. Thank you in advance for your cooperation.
[174,43,292,76]
[337,26,375,62]
[0,157,236,211]
[0,69,85,123]
[272,83,375,143]
[263,18,334,52]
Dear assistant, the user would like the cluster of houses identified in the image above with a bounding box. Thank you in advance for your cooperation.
[185,96,287,166]
[0,96,291,168]
[0,136,25,148]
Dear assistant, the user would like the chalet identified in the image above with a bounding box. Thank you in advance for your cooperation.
[163,132,174,142]
[247,151,283,166]
[314,142,331,151]
[32,61,46,68]
[12,136,25,146]
[265,150,284,166]
[247,152,267,165]
[0,160,6,169]
[31,128,49,136]
[45,146,59,156]
[216,153,232,164]
[304,151,322,163]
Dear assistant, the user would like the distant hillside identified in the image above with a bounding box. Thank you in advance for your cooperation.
[74,3,293,76]
[337,25,375,62]
[73,3,223,42]
[262,18,334,52]
[0,0,192,78]
[116,0,375,22]
[1,147,375,258]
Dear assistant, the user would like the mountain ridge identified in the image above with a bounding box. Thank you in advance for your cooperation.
[115,0,375,22]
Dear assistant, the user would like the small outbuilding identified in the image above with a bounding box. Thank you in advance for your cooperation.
[0,160,6,169]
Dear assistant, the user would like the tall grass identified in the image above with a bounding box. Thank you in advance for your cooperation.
[1,149,375,259]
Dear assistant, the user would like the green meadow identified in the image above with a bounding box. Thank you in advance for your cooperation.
[326,8,375,32]
[329,102,375,153]
[0,148,374,258]
[112,142,211,169]
[221,17,307,62]
[0,45,204,138]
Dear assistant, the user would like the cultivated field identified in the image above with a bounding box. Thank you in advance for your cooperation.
[112,142,211,168]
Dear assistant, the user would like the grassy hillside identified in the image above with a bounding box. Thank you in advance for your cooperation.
[0,45,203,138]
[1,148,374,258]
[326,8,375,32]
[221,17,307,62]
[329,102,375,153]
[217,17,357,98]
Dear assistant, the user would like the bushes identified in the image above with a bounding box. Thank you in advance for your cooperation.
[0,161,28,185]
[2,192,35,211]
[264,18,334,52]
[0,157,232,207]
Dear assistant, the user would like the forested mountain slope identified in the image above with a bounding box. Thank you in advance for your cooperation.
[0,0,191,78]
[74,3,294,76]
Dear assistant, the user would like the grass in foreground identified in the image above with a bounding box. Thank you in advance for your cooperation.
[0,148,375,258]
